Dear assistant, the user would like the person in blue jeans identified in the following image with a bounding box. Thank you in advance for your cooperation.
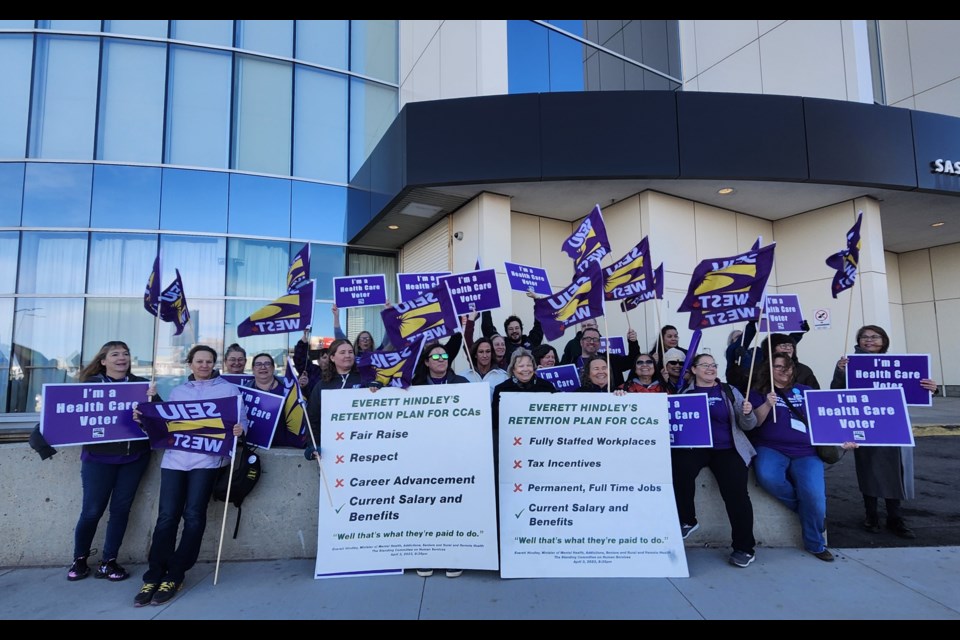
[748,352,855,562]
[67,340,157,583]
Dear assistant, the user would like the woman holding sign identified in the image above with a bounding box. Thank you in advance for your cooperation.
[750,353,850,562]
[305,338,365,460]
[133,345,245,607]
[674,353,759,568]
[66,341,156,583]
[831,325,938,539]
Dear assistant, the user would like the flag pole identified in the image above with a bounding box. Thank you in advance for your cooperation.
[843,277,856,356]
[213,434,239,586]
[299,385,334,508]
[149,314,160,401]
[745,302,768,396]
[763,297,776,423]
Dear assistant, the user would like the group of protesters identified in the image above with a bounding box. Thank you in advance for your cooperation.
[38,302,938,604]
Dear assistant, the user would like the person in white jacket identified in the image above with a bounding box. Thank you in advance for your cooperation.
[132,345,246,607]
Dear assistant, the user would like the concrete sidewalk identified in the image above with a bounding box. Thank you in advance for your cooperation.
[2,546,958,620]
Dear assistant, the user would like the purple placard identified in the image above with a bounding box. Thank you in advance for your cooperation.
[598,336,626,356]
[396,271,450,302]
[805,388,914,446]
[844,353,933,407]
[504,261,552,296]
[333,275,388,308]
[40,382,151,446]
[221,374,253,386]
[138,396,243,457]
[758,294,804,332]
[440,269,501,314]
[668,393,713,448]
[238,386,285,449]
[535,364,581,392]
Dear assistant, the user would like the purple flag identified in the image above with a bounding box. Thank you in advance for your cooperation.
[562,204,611,274]
[287,244,311,293]
[158,269,190,336]
[620,262,663,312]
[137,396,242,458]
[276,357,308,448]
[679,243,775,329]
[604,237,654,301]
[237,280,315,337]
[357,338,425,389]
[144,255,161,317]
[825,211,863,299]
[676,329,702,386]
[381,283,459,347]
[533,262,605,341]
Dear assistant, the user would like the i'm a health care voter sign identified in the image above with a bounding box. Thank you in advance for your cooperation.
[41,382,150,446]
[315,382,498,578]
[497,393,688,578]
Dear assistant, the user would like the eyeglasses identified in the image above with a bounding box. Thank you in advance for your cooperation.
[773,365,794,371]
[636,360,655,366]
[860,334,883,341]
[581,337,600,343]
[253,361,274,369]
[667,360,683,366]
[695,362,718,369]
[429,353,449,361]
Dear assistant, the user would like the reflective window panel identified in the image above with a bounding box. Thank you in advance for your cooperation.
[82,298,157,374]
[228,173,291,237]
[22,163,92,227]
[295,20,348,70]
[151,298,225,400]
[160,168,228,233]
[42,20,102,32]
[348,78,398,180]
[0,35,33,159]
[165,45,232,169]
[0,163,24,226]
[232,55,293,176]
[104,20,169,38]
[293,66,348,183]
[235,20,293,58]
[87,233,158,295]
[18,231,87,294]
[171,20,234,47]
[91,165,161,230]
[226,237,289,298]
[159,234,227,298]
[0,298,12,413]
[350,20,398,84]
[0,232,18,294]
[291,181,347,243]
[310,243,345,300]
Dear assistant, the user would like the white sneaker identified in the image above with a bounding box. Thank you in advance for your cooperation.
[445,569,463,578]
[416,569,434,577]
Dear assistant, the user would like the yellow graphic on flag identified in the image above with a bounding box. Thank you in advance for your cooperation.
[166,418,226,437]
[604,255,645,293]
[398,302,444,338]
[692,265,757,296]
[554,279,594,322]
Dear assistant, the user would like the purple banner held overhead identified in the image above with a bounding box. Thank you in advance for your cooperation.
[137,395,243,457]
[844,353,933,407]
[805,388,914,446]
[598,336,626,356]
[333,274,388,308]
[40,382,150,447]
[535,364,581,392]
[668,394,713,448]
[758,294,804,332]
[504,262,552,296]
[397,272,451,302]
[440,268,501,315]
[238,386,285,449]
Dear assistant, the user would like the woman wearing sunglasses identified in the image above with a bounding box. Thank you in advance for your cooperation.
[618,354,665,394]
[411,342,467,578]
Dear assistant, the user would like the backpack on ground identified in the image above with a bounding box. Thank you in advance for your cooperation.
[212,436,262,539]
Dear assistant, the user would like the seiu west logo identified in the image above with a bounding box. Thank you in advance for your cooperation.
[155,402,222,420]
[396,293,446,339]
[548,276,595,322]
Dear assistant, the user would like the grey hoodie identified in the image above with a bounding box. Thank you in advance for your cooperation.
[161,375,248,472]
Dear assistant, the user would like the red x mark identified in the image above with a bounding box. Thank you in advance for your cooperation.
[336,432,344,441]
[513,459,522,469]
[513,437,522,446]
[335,478,344,488]
[335,455,344,464]
[513,483,523,492]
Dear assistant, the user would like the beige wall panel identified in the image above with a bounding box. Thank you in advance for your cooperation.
[759,20,786,37]
[857,270,894,342]
[678,20,698,83]
[760,20,847,100]
[451,198,480,275]
[405,33,441,104]
[898,249,934,304]
[771,202,853,286]
[935,299,960,387]
[914,78,960,119]
[476,20,508,96]
[885,251,902,305]
[902,301,942,384]
[440,20,478,99]
[930,243,960,299]
[904,20,960,95]
[696,42,763,94]
[539,217,576,292]
[690,20,759,72]
[878,20,913,106]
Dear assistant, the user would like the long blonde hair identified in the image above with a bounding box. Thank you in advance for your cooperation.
[78,341,131,382]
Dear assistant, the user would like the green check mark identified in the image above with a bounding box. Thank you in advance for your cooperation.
[335,503,345,514]
[515,508,525,519]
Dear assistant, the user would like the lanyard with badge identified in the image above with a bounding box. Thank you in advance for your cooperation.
[776,387,808,433]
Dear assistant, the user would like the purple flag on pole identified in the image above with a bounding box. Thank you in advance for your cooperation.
[237,280,315,337]
[381,283,459,347]
[562,204,611,274]
[287,244,311,293]
[357,338,425,389]
[679,242,775,329]
[137,396,242,458]
[158,269,190,336]
[533,262,605,341]
[621,262,663,312]
[275,357,308,448]
[825,211,863,299]
[677,329,703,385]
[144,255,161,317]
[604,237,654,301]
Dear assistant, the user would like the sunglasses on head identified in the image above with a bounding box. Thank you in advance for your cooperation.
[429,353,449,361]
